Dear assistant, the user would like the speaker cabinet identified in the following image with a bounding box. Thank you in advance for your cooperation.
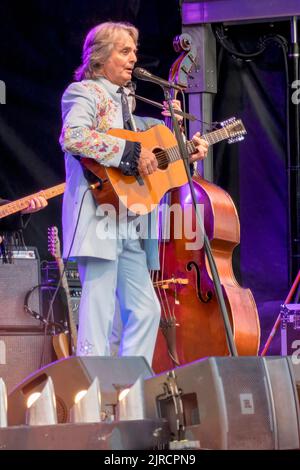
[0,419,170,450]
[41,285,81,329]
[144,356,300,450]
[69,287,81,327]
[0,248,42,330]
[0,332,55,393]
[8,356,153,425]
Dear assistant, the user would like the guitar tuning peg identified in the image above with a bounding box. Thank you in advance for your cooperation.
[221,116,236,127]
[228,136,245,144]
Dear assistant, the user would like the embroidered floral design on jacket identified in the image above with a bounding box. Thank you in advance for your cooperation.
[82,81,118,131]
[79,339,94,356]
[60,80,122,163]
[60,126,120,162]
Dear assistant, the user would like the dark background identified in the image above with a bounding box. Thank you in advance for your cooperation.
[0,0,294,353]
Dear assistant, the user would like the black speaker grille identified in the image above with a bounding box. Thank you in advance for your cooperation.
[0,332,55,393]
[0,248,42,329]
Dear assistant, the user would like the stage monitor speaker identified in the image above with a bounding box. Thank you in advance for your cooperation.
[0,331,55,393]
[144,356,300,450]
[0,247,43,330]
[0,419,169,450]
[8,356,153,426]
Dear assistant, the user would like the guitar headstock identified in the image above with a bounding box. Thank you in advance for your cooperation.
[221,117,247,144]
[48,226,61,260]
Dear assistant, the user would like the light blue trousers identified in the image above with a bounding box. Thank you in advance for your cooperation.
[76,238,161,366]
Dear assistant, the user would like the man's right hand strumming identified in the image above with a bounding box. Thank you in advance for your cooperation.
[138,147,158,176]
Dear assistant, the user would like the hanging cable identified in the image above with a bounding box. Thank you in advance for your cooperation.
[213,24,267,60]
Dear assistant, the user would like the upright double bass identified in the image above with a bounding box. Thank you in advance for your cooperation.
[151,34,260,373]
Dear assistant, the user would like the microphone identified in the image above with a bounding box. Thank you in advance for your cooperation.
[133,67,184,91]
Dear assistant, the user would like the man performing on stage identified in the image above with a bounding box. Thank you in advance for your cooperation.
[59,21,209,366]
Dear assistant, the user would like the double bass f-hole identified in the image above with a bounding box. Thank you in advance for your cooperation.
[186,260,213,303]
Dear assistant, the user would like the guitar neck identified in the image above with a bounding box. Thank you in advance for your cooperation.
[166,126,239,163]
[186,127,232,154]
[202,127,232,145]
[0,183,66,220]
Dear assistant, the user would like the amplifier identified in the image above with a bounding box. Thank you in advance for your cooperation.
[40,285,81,330]
[0,247,42,330]
[281,303,300,356]
[69,287,81,326]
[41,260,81,286]
[0,331,55,393]
[41,261,81,329]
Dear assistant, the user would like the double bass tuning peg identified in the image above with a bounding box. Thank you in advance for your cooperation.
[173,33,192,53]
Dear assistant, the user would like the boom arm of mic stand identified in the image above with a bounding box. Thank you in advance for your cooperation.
[129,93,199,122]
[163,87,238,357]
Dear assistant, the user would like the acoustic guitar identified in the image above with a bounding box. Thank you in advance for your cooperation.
[48,226,77,358]
[81,119,246,215]
[0,183,65,219]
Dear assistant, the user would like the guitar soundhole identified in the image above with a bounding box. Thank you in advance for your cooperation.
[153,147,169,170]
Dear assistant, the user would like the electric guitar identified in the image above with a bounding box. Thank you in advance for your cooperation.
[0,183,65,219]
[48,226,77,358]
[81,119,246,215]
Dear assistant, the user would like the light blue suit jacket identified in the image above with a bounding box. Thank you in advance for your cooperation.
[60,77,161,269]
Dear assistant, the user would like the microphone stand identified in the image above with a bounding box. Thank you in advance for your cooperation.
[129,92,199,122]
[163,86,238,357]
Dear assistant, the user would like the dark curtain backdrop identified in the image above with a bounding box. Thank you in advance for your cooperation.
[0,2,292,353]
[212,23,290,353]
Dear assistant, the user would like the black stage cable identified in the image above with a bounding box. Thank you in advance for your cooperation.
[213,24,267,60]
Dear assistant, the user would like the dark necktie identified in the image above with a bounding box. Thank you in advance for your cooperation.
[117,86,132,130]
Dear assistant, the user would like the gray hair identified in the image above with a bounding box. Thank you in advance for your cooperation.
[74,22,138,81]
